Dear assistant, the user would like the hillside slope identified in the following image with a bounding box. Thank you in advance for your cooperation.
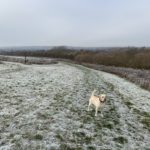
[0,62,150,149]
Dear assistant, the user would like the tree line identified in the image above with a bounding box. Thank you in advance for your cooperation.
[1,46,150,69]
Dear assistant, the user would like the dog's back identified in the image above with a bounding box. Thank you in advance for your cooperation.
[90,95,100,107]
[89,90,101,107]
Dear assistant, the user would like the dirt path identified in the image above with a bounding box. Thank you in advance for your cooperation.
[0,62,150,149]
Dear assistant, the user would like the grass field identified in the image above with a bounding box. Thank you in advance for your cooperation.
[0,61,150,149]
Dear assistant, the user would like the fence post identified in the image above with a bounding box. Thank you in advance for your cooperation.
[25,53,27,64]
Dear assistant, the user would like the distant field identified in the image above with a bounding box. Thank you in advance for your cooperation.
[0,55,57,64]
[0,61,150,149]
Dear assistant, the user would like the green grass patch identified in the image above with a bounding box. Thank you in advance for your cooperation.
[73,132,92,144]
[141,117,150,131]
[34,134,43,140]
[124,101,133,109]
[113,136,128,144]
[56,133,64,142]
[87,146,96,150]
[60,144,83,150]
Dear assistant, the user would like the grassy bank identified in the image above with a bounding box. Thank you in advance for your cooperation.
[82,63,150,91]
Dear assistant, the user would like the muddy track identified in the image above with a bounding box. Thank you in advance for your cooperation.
[0,62,150,150]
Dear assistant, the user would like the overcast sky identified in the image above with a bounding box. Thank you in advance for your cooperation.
[0,0,150,47]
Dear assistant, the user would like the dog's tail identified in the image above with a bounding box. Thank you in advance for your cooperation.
[91,89,96,96]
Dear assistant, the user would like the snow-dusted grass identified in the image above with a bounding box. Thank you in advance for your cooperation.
[0,61,150,149]
[83,63,150,91]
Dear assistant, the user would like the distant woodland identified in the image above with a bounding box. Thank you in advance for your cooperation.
[1,46,150,69]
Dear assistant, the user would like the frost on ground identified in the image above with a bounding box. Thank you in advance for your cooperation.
[0,61,150,150]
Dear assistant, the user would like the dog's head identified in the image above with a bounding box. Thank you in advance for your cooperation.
[99,94,106,102]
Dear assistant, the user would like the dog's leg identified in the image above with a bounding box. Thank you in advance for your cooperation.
[100,108,104,118]
[88,101,91,111]
[95,107,98,116]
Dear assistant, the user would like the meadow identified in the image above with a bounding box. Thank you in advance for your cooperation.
[0,60,150,149]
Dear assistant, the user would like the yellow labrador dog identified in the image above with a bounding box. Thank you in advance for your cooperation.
[88,90,106,116]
